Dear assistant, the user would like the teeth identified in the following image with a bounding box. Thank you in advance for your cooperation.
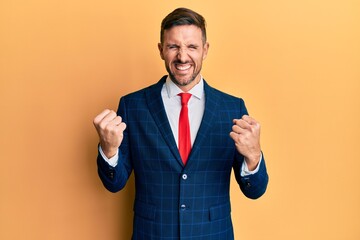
[175,64,191,70]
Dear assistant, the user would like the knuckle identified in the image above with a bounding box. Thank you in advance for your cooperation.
[93,118,99,126]
[93,115,102,125]
[115,116,123,123]
[99,121,108,130]
[114,128,123,136]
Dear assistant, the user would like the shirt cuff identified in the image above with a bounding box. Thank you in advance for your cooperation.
[99,145,119,167]
[240,153,262,177]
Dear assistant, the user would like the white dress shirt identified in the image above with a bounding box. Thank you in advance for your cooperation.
[100,76,261,176]
[162,76,205,147]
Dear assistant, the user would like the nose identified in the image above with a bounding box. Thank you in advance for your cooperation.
[177,47,188,63]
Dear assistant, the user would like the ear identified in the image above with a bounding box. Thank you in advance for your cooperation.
[202,42,210,60]
[158,43,164,60]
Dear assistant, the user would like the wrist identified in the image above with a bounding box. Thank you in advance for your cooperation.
[100,143,118,159]
[244,152,261,171]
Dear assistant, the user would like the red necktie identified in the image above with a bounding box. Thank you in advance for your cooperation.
[178,93,192,165]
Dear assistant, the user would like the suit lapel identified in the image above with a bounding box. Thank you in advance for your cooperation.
[145,76,184,167]
[145,77,221,169]
[186,80,220,168]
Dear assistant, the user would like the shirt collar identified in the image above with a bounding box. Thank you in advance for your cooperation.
[165,76,204,100]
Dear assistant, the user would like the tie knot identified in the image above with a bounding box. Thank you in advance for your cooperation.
[178,93,192,106]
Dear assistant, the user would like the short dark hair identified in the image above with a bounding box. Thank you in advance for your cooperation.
[160,8,207,44]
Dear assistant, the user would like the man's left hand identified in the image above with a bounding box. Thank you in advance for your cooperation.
[230,115,261,171]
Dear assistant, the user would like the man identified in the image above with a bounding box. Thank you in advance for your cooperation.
[93,8,268,240]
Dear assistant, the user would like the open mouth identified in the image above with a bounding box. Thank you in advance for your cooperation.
[175,63,191,71]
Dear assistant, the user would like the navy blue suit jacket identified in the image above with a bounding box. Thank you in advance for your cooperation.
[97,76,268,240]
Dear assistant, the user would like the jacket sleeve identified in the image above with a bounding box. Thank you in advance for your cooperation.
[233,152,269,199]
[97,97,133,193]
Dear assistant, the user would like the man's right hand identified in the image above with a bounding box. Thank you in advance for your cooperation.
[93,109,127,159]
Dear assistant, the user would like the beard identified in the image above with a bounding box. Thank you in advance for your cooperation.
[166,61,202,87]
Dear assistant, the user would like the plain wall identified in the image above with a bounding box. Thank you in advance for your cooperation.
[1,0,359,239]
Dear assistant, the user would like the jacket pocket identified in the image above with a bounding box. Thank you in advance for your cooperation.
[133,200,156,221]
[209,202,231,221]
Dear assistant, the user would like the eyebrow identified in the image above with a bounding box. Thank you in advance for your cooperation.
[166,43,179,47]
[188,44,199,48]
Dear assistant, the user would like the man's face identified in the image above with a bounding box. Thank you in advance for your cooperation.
[158,25,209,92]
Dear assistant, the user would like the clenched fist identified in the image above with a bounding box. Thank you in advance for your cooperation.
[230,115,261,171]
[93,109,127,159]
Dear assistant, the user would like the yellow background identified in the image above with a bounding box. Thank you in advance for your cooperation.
[1,0,359,239]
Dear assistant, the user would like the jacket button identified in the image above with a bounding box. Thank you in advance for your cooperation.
[180,204,186,210]
[108,169,114,179]
[182,174,187,180]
